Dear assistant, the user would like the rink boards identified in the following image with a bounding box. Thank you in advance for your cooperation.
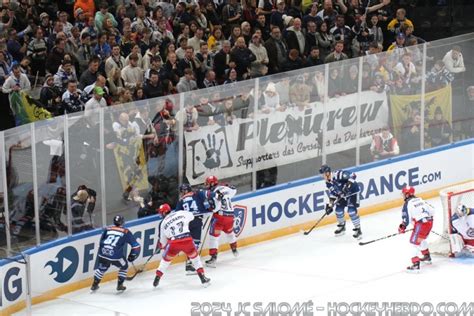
[1,139,473,315]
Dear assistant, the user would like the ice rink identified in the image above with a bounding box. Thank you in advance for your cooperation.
[14,197,474,316]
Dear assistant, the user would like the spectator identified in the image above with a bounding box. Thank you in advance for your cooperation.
[39,75,61,114]
[177,68,198,93]
[187,27,205,53]
[84,86,107,123]
[387,8,414,40]
[305,21,318,55]
[7,28,27,63]
[164,52,180,86]
[387,32,406,52]
[94,32,111,61]
[241,21,252,45]
[286,17,305,56]
[74,0,95,20]
[306,46,323,67]
[178,46,198,77]
[208,27,225,53]
[265,26,288,74]
[289,75,311,110]
[317,0,343,26]
[230,36,256,79]
[229,25,243,47]
[261,82,283,113]
[254,14,270,42]
[310,69,326,102]
[53,60,77,92]
[400,110,421,154]
[27,27,48,76]
[79,56,100,90]
[71,189,94,233]
[45,37,66,74]
[330,15,352,56]
[328,67,344,98]
[428,106,452,147]
[203,70,218,88]
[369,15,384,48]
[303,3,322,28]
[2,64,31,94]
[324,40,348,63]
[222,0,243,36]
[58,11,73,37]
[316,21,334,61]
[249,33,269,77]
[95,2,118,33]
[176,102,199,132]
[223,68,239,84]
[195,42,212,87]
[77,33,93,74]
[105,44,125,80]
[370,126,400,161]
[61,80,87,114]
[426,60,454,91]
[393,53,418,94]
[270,0,286,31]
[213,41,234,83]
[143,70,164,99]
[283,48,304,71]
[442,46,466,74]
[121,53,144,92]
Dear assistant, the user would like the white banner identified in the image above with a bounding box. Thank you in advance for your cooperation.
[185,91,389,185]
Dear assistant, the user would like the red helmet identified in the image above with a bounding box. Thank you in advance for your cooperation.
[158,203,171,215]
[402,186,415,198]
[205,175,218,187]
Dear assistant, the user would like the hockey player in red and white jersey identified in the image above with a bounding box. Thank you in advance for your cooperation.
[450,204,474,254]
[153,204,210,287]
[398,186,435,272]
[204,176,238,268]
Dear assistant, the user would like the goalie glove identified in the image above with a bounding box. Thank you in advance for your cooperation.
[398,223,407,234]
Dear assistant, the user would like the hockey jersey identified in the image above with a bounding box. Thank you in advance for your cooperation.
[401,197,435,226]
[451,207,474,247]
[213,185,237,215]
[326,170,360,200]
[159,210,194,247]
[175,189,215,216]
[98,226,140,261]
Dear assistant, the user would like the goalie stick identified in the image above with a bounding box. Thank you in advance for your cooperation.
[359,229,413,246]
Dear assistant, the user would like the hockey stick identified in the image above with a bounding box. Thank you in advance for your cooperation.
[126,248,161,281]
[199,215,212,256]
[430,230,449,240]
[303,213,327,235]
[359,229,413,246]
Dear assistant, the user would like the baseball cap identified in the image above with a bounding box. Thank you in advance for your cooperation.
[94,86,105,96]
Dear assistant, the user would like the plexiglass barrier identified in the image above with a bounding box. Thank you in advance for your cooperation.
[0,33,473,258]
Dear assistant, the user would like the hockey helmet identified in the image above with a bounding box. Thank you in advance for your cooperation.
[113,215,125,227]
[179,183,192,193]
[319,164,331,174]
[402,186,415,199]
[205,175,219,187]
[158,203,172,215]
[456,204,468,217]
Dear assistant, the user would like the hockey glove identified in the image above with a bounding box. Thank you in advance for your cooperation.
[127,252,138,262]
[215,190,224,200]
[398,223,406,234]
[325,203,334,215]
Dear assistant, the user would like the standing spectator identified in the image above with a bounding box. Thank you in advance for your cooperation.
[58,11,73,37]
[213,41,234,83]
[176,68,198,93]
[176,102,199,132]
[400,110,421,154]
[303,3,322,28]
[369,15,384,48]
[387,8,414,40]
[143,70,164,99]
[2,64,31,94]
[249,33,269,77]
[426,60,454,91]
[324,41,348,63]
[46,37,66,75]
[77,33,93,74]
[316,21,334,61]
[270,0,286,31]
[94,32,111,62]
[178,46,198,77]
[79,56,101,90]
[71,189,94,233]
[428,106,452,147]
[241,21,253,45]
[7,28,27,63]
[27,28,48,77]
[84,87,107,124]
[305,21,318,55]
[330,15,352,56]
[40,75,62,115]
[187,27,205,53]
[121,53,144,92]
[254,14,270,42]
[53,60,77,92]
[370,126,400,161]
[442,46,466,74]
[61,80,88,114]
[95,2,118,33]
[230,37,256,80]
[105,44,125,80]
[285,18,305,56]
[164,52,180,86]
[222,0,243,36]
[316,0,343,26]
[195,43,212,88]
[265,26,287,74]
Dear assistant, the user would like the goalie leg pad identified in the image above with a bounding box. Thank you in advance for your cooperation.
[450,233,465,253]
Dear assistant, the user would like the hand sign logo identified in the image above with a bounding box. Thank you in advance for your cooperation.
[197,134,224,169]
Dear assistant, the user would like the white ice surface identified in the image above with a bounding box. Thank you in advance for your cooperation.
[14,198,474,316]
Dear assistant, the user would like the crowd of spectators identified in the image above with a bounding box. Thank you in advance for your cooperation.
[0,0,464,128]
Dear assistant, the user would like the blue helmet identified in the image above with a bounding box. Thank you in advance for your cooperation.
[179,183,192,193]
[319,164,331,174]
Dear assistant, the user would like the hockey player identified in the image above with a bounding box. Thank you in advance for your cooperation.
[153,204,211,287]
[175,183,215,274]
[91,215,141,292]
[398,186,434,272]
[205,176,238,268]
[319,165,362,239]
[450,204,474,254]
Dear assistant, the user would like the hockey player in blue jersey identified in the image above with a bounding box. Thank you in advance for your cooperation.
[319,165,362,239]
[175,183,215,274]
[91,215,141,292]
